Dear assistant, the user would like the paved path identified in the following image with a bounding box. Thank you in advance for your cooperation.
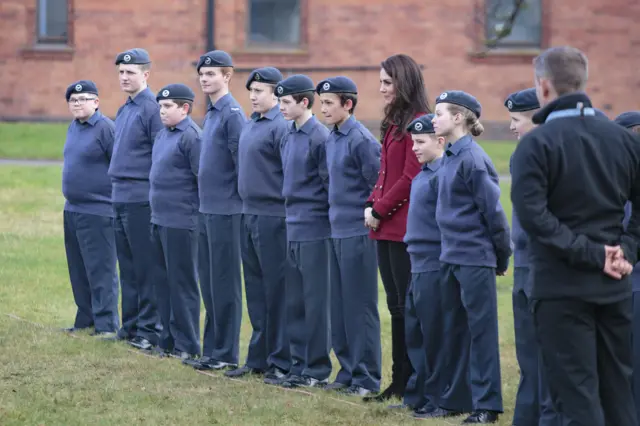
[0,158,513,181]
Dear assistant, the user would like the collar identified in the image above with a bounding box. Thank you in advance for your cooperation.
[80,110,101,126]
[126,87,153,105]
[169,116,191,132]
[293,115,317,134]
[532,92,593,124]
[425,156,443,172]
[251,104,280,121]
[445,134,472,157]
[211,93,232,111]
[334,115,356,135]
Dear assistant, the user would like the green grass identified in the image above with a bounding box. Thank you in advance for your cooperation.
[0,123,516,174]
[0,165,519,425]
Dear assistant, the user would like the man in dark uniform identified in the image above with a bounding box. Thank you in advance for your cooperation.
[511,46,640,426]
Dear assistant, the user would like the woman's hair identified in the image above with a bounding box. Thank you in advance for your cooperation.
[447,104,484,137]
[380,54,431,138]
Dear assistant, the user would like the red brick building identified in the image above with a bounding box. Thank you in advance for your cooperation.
[1,0,639,137]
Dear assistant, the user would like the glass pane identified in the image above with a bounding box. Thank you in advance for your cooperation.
[248,0,300,46]
[38,0,68,40]
[486,0,541,46]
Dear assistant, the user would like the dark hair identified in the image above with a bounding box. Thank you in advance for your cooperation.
[380,54,431,138]
[292,91,315,109]
[172,99,193,115]
[533,46,588,96]
[339,93,357,114]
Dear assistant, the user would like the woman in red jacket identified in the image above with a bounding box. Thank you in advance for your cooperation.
[363,53,431,402]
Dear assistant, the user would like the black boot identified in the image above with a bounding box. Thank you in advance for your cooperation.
[363,315,411,402]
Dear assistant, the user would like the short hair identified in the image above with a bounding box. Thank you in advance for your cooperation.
[165,99,193,115]
[339,93,357,114]
[291,91,315,109]
[533,46,588,95]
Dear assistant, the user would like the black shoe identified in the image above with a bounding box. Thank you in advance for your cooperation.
[281,375,328,389]
[169,350,196,362]
[339,385,375,397]
[128,336,154,351]
[363,383,402,403]
[151,347,172,358]
[188,357,237,371]
[462,410,499,424]
[325,381,349,391]
[413,406,462,419]
[224,365,264,378]
[263,368,288,385]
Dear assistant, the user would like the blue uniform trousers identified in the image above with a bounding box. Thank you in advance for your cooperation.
[440,264,502,412]
[198,213,243,363]
[113,202,161,344]
[330,235,381,391]
[151,224,201,355]
[241,214,291,372]
[286,239,332,380]
[63,211,119,332]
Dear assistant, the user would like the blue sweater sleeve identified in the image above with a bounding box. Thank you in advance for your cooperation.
[144,103,163,143]
[98,120,115,162]
[226,111,246,173]
[353,135,381,191]
[468,168,513,271]
[179,131,202,178]
[511,135,605,270]
[315,138,329,193]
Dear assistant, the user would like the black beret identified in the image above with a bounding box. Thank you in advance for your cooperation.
[196,50,233,72]
[316,76,358,95]
[407,114,435,134]
[504,88,539,112]
[435,90,482,119]
[614,111,640,129]
[115,48,151,65]
[275,74,315,97]
[156,84,195,102]
[65,80,99,101]
[245,67,283,90]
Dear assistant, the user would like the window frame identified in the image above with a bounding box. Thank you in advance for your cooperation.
[484,0,543,49]
[244,0,306,50]
[36,0,70,45]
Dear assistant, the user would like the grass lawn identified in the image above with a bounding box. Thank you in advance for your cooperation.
[0,122,516,175]
[0,165,519,425]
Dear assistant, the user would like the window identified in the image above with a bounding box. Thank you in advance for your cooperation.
[37,0,69,44]
[247,0,301,48]
[485,0,542,48]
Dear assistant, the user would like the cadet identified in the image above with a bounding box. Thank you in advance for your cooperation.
[184,50,247,371]
[62,80,119,337]
[274,75,332,388]
[504,88,557,426]
[107,48,163,350]
[432,90,512,424]
[225,67,291,383]
[317,76,382,396]
[401,114,472,419]
[615,111,640,423]
[149,84,202,360]
[511,46,640,426]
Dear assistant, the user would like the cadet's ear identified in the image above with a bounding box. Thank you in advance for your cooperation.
[437,136,446,146]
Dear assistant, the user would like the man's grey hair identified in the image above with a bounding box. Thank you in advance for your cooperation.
[533,46,589,96]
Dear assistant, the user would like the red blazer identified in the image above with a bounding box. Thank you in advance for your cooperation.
[366,117,423,242]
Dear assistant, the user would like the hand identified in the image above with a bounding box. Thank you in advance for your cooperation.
[496,269,507,276]
[363,207,380,231]
[604,245,633,279]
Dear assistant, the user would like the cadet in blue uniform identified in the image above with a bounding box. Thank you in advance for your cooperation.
[149,84,202,360]
[62,80,119,337]
[432,91,512,424]
[512,46,640,426]
[107,48,163,350]
[505,88,557,426]
[184,50,247,371]
[615,111,640,423]
[273,75,332,388]
[317,76,382,397]
[401,114,473,419]
[225,67,291,383]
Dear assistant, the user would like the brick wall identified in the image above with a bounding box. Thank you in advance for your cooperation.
[1,0,639,139]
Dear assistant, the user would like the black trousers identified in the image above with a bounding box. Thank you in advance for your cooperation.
[533,297,636,426]
[377,240,412,388]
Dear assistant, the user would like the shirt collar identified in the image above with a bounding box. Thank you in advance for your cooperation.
[170,116,191,132]
[211,93,232,111]
[425,156,443,172]
[127,87,153,105]
[445,134,472,157]
[334,115,356,135]
[532,91,593,124]
[292,115,317,134]
[251,104,280,121]
[80,110,101,126]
